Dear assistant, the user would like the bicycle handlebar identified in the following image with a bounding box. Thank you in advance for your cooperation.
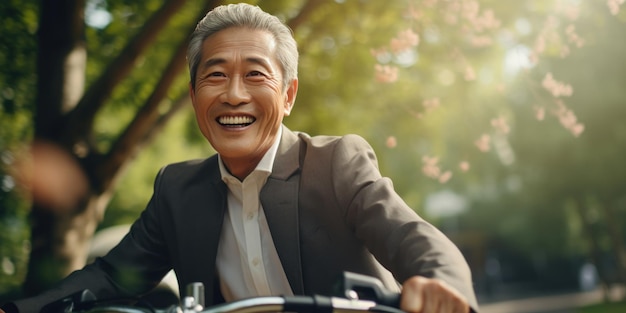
[78,295,402,313]
[42,272,403,313]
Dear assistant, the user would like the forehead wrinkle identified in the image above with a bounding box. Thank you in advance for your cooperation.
[199,28,278,71]
[201,57,226,70]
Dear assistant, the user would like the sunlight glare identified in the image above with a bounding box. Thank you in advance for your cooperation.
[504,45,533,77]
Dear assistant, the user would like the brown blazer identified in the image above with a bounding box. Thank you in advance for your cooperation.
[11,126,478,312]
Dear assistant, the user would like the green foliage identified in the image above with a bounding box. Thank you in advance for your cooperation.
[0,0,38,296]
[578,301,626,313]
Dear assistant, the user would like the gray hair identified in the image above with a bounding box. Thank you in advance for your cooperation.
[187,3,299,90]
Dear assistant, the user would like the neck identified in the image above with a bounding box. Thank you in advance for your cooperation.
[222,155,263,181]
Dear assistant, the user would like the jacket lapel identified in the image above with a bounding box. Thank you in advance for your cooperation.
[180,157,227,304]
[260,126,305,295]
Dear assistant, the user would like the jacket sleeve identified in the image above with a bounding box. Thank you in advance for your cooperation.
[333,134,478,311]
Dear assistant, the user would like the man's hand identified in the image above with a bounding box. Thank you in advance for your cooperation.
[400,276,470,313]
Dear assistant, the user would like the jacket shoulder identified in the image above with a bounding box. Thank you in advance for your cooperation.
[156,156,219,186]
[297,131,370,149]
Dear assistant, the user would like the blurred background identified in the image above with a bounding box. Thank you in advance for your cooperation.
[1,0,625,312]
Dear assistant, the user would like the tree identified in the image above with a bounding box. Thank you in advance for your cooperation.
[16,0,205,295]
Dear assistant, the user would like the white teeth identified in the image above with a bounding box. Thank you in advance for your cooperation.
[218,116,254,125]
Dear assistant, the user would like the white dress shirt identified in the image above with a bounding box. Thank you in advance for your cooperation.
[216,128,293,301]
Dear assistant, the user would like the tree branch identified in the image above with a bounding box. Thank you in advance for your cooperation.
[35,0,86,139]
[93,0,221,192]
[286,0,330,31]
[61,0,188,147]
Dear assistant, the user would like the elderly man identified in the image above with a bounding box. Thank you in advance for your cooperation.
[2,3,477,313]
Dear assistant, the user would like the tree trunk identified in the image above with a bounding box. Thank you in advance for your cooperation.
[599,199,626,300]
[23,0,189,294]
[574,196,611,301]
[23,194,106,296]
[22,0,219,295]
[24,0,89,295]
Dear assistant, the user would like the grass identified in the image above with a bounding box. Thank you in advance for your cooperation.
[577,301,626,313]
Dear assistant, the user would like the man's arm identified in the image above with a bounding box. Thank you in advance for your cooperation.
[332,135,478,312]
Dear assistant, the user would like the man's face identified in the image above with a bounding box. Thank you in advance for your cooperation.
[190,27,298,176]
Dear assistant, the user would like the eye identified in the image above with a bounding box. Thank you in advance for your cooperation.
[247,70,266,81]
[248,71,264,76]
[203,71,227,83]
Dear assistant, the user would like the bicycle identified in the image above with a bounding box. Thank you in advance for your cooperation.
[41,272,404,313]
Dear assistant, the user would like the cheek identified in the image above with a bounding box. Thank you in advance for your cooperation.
[193,90,218,115]
[191,102,207,124]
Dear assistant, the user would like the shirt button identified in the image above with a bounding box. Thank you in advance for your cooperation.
[246,212,255,220]
[251,257,260,266]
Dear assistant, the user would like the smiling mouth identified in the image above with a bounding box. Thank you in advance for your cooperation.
[217,115,255,127]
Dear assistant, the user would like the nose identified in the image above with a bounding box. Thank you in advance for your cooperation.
[222,76,251,106]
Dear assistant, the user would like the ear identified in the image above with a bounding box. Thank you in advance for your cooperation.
[283,78,298,116]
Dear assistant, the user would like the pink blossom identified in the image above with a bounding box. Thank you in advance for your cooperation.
[557,3,581,21]
[438,171,452,184]
[491,116,510,134]
[423,0,438,8]
[370,47,389,58]
[552,100,585,137]
[565,25,585,48]
[608,0,625,15]
[570,123,585,137]
[422,155,439,166]
[533,106,546,121]
[422,156,441,178]
[375,64,398,83]
[459,161,470,172]
[421,156,452,183]
[461,0,480,21]
[542,73,573,97]
[471,9,501,32]
[533,15,559,57]
[405,5,423,20]
[386,136,397,148]
[390,29,419,54]
[470,35,494,47]
[475,134,491,152]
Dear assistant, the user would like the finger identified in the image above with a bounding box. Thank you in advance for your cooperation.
[400,277,425,313]
[421,281,441,313]
[451,298,470,313]
[421,278,468,313]
[438,292,453,313]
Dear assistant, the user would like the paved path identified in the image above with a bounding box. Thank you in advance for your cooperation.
[479,285,625,313]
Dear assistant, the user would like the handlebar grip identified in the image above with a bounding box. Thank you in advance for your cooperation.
[337,272,401,308]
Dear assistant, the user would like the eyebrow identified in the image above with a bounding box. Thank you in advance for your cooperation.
[200,56,272,71]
